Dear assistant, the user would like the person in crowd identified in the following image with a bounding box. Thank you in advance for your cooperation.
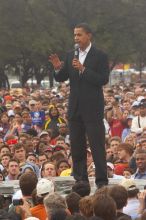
[108,185,132,220]
[44,192,69,220]
[107,162,124,179]
[56,159,70,176]
[38,153,48,167]
[0,144,11,158]
[122,115,133,142]
[133,149,146,179]
[120,179,140,219]
[13,143,27,167]
[41,161,57,178]
[26,153,37,164]
[0,170,5,181]
[79,195,93,217]
[114,143,133,176]
[9,172,38,220]
[72,181,91,197]
[108,136,121,163]
[5,159,20,180]
[44,106,66,138]
[30,178,54,220]
[92,194,117,220]
[66,192,81,215]
[1,153,11,171]
[0,112,10,139]
[106,96,126,138]
[131,100,146,135]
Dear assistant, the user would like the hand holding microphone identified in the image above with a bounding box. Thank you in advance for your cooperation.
[72,43,85,73]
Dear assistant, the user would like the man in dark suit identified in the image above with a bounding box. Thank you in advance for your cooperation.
[49,23,110,187]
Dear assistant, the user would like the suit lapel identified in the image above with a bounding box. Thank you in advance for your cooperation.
[83,45,95,66]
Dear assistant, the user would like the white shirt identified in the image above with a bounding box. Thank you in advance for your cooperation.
[131,115,146,134]
[79,43,91,65]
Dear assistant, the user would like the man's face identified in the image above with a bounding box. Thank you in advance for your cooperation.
[0,147,10,157]
[106,148,113,160]
[27,155,36,164]
[59,124,67,135]
[22,113,32,123]
[123,102,131,111]
[110,140,120,155]
[8,161,19,176]
[40,135,51,144]
[42,163,56,177]
[142,141,146,150]
[14,147,26,162]
[38,155,47,167]
[36,101,42,110]
[1,155,10,167]
[136,153,146,171]
[117,149,127,160]
[56,140,66,147]
[74,27,91,51]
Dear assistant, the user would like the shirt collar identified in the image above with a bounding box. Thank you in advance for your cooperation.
[79,42,92,54]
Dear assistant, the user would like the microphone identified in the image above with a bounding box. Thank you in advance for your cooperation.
[74,43,79,59]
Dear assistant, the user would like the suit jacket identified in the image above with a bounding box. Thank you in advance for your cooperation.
[54,45,110,122]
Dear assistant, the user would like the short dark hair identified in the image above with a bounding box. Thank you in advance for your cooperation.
[72,181,91,197]
[50,208,68,220]
[13,143,26,152]
[19,172,38,196]
[93,194,116,220]
[108,185,128,209]
[118,143,133,156]
[8,158,19,166]
[66,192,81,215]
[75,23,92,34]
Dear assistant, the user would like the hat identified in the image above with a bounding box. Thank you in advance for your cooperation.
[131,101,140,108]
[20,164,35,174]
[7,110,15,117]
[39,131,49,137]
[29,100,37,105]
[6,103,12,108]
[107,162,114,170]
[139,99,146,108]
[36,178,54,197]
[120,179,137,191]
[127,115,134,120]
[114,164,128,175]
[137,96,145,102]
[6,139,18,145]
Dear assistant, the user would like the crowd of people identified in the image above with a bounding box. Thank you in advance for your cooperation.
[0,79,146,220]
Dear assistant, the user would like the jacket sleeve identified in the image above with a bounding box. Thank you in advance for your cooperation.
[54,55,69,82]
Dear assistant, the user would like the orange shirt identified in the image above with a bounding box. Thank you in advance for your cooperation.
[30,204,47,220]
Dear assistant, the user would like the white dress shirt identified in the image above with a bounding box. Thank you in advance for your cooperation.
[79,42,91,65]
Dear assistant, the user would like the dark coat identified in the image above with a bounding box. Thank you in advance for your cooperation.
[54,45,110,122]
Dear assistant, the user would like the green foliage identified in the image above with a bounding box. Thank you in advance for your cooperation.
[0,0,146,71]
